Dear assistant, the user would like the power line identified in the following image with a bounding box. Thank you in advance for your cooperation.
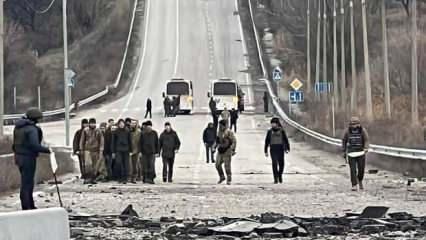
[25,0,57,14]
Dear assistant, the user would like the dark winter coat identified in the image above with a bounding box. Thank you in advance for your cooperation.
[159,130,181,158]
[111,128,132,153]
[103,127,113,155]
[264,128,290,154]
[140,129,159,155]
[203,127,216,144]
[230,110,239,123]
[12,118,50,157]
[72,129,84,154]
[146,99,152,110]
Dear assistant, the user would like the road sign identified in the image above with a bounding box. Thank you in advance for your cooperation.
[289,91,304,103]
[272,66,283,82]
[290,78,303,91]
[315,82,331,93]
[65,69,76,88]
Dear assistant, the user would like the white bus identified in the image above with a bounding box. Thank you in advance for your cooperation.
[208,78,240,111]
[163,78,194,114]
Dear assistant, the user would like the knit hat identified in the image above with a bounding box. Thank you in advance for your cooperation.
[89,118,96,124]
[350,116,360,125]
[81,119,88,124]
[270,117,280,124]
[145,120,152,126]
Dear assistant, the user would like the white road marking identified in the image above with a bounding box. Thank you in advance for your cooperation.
[119,0,152,119]
[173,0,180,76]
[235,0,254,105]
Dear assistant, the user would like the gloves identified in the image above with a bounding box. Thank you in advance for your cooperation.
[265,153,269,158]
[232,151,236,156]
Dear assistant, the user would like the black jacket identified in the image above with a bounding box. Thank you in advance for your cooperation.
[203,127,216,144]
[12,118,50,157]
[230,110,239,123]
[104,127,113,154]
[159,130,181,158]
[264,128,290,153]
[111,128,132,153]
[72,128,83,154]
[140,129,159,155]
[146,99,152,110]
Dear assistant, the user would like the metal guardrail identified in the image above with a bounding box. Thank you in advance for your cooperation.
[3,0,139,121]
[247,0,426,160]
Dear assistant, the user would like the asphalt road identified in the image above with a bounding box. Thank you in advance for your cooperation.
[1,0,425,217]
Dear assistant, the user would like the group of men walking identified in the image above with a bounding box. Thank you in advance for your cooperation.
[163,95,181,117]
[73,118,181,184]
[12,102,370,211]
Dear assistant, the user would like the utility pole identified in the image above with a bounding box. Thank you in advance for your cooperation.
[340,0,346,111]
[315,0,322,100]
[411,0,418,125]
[0,0,4,136]
[63,0,70,146]
[333,0,338,107]
[381,0,391,118]
[322,0,327,94]
[307,0,311,93]
[361,0,373,121]
[349,0,357,114]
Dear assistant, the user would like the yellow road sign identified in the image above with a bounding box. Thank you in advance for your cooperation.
[290,78,303,91]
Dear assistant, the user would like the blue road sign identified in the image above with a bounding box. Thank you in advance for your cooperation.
[289,91,304,103]
[272,66,283,82]
[315,82,331,93]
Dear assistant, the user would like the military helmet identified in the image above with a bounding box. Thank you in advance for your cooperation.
[25,108,43,120]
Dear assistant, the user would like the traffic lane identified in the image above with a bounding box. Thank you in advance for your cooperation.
[34,0,177,145]
[177,0,210,110]
[116,0,177,120]
[2,114,423,217]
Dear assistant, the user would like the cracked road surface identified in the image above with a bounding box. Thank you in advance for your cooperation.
[1,0,425,220]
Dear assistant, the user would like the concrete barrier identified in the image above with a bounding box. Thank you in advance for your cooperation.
[0,208,69,240]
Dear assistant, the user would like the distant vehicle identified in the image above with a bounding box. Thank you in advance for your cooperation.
[208,78,244,112]
[163,78,194,114]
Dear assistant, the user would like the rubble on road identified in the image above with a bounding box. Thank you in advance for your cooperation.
[69,208,426,240]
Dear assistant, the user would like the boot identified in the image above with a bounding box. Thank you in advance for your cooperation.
[218,177,225,184]
[163,178,167,183]
[226,180,231,185]
[278,175,283,183]
[359,181,364,190]
[274,176,278,184]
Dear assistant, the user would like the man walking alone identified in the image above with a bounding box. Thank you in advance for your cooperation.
[264,117,290,184]
[145,98,152,119]
[342,117,370,191]
[159,122,181,183]
[203,122,216,163]
[215,120,237,185]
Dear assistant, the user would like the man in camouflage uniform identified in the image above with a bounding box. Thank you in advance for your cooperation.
[129,120,142,183]
[79,118,104,184]
[215,119,237,185]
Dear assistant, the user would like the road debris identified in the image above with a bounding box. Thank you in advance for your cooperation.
[69,207,426,239]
